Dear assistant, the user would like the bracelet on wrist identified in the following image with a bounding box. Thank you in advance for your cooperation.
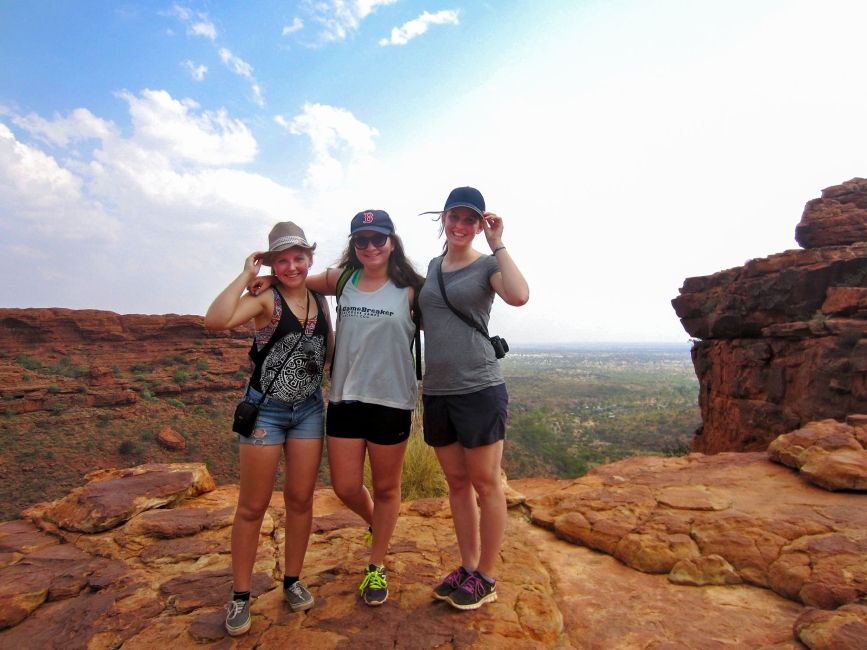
[493,245,506,254]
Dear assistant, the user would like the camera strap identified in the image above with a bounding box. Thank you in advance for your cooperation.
[436,256,496,345]
[249,289,309,407]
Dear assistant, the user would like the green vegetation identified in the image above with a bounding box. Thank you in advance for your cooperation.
[15,354,42,371]
[400,409,447,500]
[0,344,701,520]
[500,344,699,479]
[118,440,138,456]
[14,355,87,378]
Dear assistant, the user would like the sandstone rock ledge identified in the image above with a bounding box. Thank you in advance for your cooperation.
[0,446,865,649]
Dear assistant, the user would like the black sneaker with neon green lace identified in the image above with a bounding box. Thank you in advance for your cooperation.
[445,571,497,610]
[359,564,388,606]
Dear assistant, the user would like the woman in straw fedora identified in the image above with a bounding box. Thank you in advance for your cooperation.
[205,221,333,636]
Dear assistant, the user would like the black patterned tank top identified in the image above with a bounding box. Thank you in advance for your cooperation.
[248,287,328,403]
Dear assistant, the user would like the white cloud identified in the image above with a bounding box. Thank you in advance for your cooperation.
[190,19,217,40]
[0,122,119,240]
[10,108,116,147]
[379,10,459,46]
[218,47,253,78]
[305,0,398,43]
[0,92,308,314]
[119,89,257,165]
[170,7,264,106]
[282,17,304,35]
[218,48,265,106]
[183,60,207,81]
[170,4,217,40]
[278,103,379,188]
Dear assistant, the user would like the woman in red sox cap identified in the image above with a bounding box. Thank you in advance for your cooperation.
[418,186,529,610]
[250,209,423,608]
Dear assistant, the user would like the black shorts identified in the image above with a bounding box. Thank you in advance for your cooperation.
[422,384,508,449]
[326,401,412,446]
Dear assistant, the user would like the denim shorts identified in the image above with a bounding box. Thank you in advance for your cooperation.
[238,386,325,446]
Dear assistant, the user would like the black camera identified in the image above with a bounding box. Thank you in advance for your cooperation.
[490,335,509,359]
[232,400,259,438]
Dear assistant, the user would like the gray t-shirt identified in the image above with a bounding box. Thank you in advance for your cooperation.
[419,255,503,395]
[329,276,418,410]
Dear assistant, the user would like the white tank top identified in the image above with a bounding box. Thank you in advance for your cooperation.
[329,276,418,410]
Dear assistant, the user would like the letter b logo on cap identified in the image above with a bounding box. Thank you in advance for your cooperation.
[363,212,374,224]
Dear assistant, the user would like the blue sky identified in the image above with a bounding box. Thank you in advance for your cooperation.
[2,1,867,343]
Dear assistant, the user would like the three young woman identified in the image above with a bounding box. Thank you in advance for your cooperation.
[211,188,527,634]
[205,222,333,636]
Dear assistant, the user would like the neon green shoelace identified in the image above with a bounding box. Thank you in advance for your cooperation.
[359,568,387,593]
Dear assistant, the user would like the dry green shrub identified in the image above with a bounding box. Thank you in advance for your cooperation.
[362,405,447,501]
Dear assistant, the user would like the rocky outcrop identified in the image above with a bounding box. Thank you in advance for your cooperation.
[768,416,867,491]
[156,426,186,452]
[1,428,864,649]
[672,179,867,453]
[0,307,251,416]
[796,178,867,249]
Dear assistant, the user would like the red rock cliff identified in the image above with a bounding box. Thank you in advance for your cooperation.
[672,178,867,453]
[0,308,251,415]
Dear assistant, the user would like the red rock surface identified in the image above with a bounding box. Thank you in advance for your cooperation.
[1,431,864,648]
[0,307,251,415]
[156,425,186,451]
[672,180,867,453]
[796,178,867,248]
[768,417,867,491]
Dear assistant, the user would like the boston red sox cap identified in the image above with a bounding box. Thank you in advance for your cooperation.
[350,209,395,236]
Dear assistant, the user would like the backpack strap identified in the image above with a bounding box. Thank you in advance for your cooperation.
[329,267,356,378]
[335,267,357,304]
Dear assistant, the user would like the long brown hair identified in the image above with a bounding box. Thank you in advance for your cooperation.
[337,233,424,293]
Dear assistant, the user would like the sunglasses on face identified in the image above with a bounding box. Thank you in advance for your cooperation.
[300,338,319,375]
[352,233,389,249]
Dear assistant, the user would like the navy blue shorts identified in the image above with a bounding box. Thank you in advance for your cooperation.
[422,384,508,449]
[326,401,412,446]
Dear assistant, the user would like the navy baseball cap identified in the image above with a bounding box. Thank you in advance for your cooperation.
[350,209,394,236]
[419,186,485,217]
[444,186,485,216]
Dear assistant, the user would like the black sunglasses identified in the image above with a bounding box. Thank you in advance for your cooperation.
[352,233,389,249]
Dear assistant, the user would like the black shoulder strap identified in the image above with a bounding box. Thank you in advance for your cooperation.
[411,288,422,380]
[251,289,307,406]
[436,256,491,338]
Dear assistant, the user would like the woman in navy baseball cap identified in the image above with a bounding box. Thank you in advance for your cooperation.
[418,186,529,611]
